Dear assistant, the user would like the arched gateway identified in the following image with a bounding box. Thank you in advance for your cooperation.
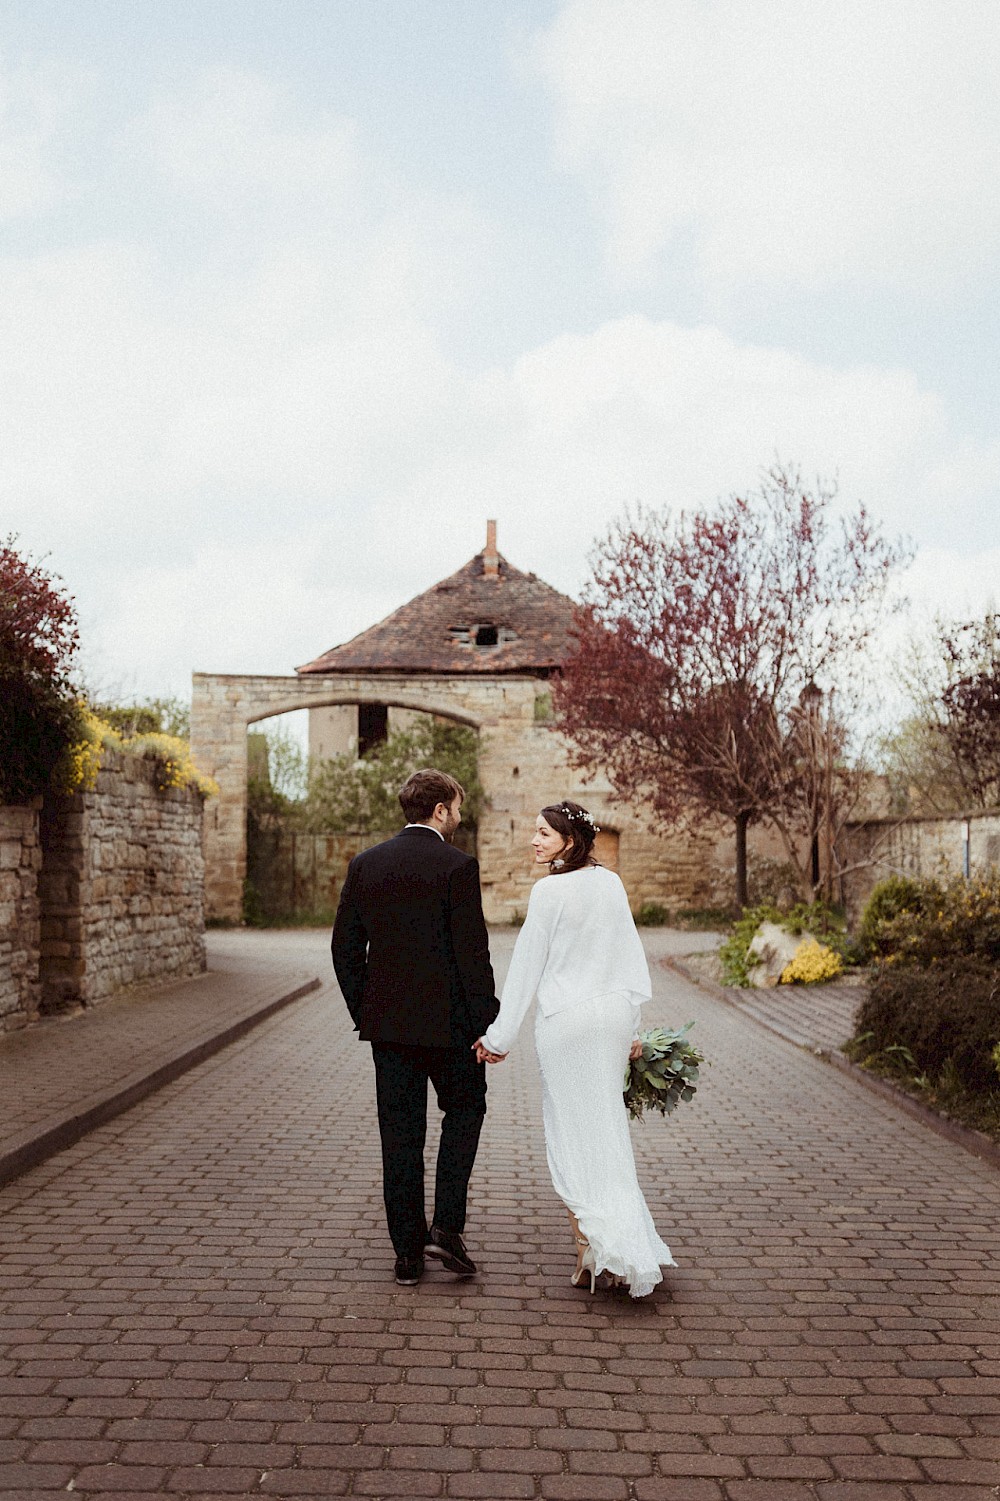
[191,524,714,923]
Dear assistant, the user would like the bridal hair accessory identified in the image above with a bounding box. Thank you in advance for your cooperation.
[550,857,565,870]
[559,804,600,833]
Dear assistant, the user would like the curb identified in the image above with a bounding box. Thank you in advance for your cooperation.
[665,956,1000,1173]
[0,976,322,1190]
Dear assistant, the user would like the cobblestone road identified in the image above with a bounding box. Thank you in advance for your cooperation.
[1,929,998,1500]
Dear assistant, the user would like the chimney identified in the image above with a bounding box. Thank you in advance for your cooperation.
[483,519,499,578]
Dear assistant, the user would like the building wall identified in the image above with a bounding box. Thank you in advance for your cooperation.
[38,750,206,1013]
[840,810,1000,925]
[308,704,357,760]
[0,802,42,1031]
[477,706,790,920]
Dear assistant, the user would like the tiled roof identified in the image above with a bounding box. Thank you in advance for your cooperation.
[297,544,577,677]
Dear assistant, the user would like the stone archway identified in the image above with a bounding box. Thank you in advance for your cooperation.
[191,669,549,923]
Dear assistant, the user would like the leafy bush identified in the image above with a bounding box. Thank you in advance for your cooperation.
[719,904,779,986]
[0,538,82,803]
[852,958,1000,1094]
[866,874,1000,968]
[55,710,217,799]
[95,698,190,739]
[634,902,669,926]
[0,673,84,803]
[301,718,483,833]
[857,874,929,958]
[125,732,218,796]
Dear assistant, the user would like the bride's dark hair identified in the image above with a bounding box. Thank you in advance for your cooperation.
[540,800,600,875]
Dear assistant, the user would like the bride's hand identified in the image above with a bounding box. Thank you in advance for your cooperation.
[629,1039,643,1061]
[473,1039,508,1064]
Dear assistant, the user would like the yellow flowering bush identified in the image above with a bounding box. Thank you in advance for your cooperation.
[53,708,120,792]
[780,937,843,985]
[54,712,217,798]
[125,732,219,798]
[868,875,1000,967]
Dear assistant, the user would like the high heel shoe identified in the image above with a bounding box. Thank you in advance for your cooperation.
[570,1233,596,1291]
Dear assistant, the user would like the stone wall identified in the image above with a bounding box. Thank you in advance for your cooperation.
[38,750,206,1013]
[0,802,42,1031]
[840,810,1000,925]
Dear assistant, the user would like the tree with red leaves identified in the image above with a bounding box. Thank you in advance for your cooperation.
[553,465,909,907]
[0,537,81,804]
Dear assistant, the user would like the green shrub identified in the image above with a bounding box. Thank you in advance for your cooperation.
[0,673,83,803]
[853,958,1000,1094]
[634,902,669,927]
[0,537,82,803]
[719,904,781,986]
[857,874,930,959]
[868,874,1000,968]
[304,719,483,833]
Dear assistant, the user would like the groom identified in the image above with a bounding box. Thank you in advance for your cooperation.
[332,768,499,1286]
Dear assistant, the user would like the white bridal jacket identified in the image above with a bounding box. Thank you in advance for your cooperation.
[480,864,652,1057]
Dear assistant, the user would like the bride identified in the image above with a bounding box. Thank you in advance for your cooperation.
[476,801,675,1297]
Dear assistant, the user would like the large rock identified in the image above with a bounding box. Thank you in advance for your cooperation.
[747,921,809,988]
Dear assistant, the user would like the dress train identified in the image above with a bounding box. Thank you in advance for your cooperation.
[535,990,675,1298]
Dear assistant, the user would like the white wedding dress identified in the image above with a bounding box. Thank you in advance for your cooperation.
[481,864,675,1297]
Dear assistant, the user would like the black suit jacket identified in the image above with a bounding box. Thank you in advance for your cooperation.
[331,826,499,1048]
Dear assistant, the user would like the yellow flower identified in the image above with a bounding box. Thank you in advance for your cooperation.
[53,715,217,799]
[780,937,843,985]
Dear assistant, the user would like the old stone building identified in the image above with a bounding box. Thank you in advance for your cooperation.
[193,522,759,923]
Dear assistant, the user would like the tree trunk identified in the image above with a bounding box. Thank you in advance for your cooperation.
[735,810,750,909]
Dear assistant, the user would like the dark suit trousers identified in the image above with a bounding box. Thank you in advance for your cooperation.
[370,1042,488,1258]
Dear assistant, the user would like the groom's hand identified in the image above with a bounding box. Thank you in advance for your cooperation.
[473,1039,507,1064]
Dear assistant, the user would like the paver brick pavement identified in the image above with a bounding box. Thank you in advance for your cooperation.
[0,933,320,1187]
[0,927,998,1499]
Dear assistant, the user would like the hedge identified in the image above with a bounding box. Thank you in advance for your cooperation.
[855,958,1000,1094]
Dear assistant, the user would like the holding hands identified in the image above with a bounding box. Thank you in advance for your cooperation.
[475,1040,640,1064]
[474,1039,507,1065]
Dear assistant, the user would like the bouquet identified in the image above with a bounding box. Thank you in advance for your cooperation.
[623,1023,704,1122]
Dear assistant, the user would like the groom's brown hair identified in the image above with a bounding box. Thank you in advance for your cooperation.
[399,768,465,823]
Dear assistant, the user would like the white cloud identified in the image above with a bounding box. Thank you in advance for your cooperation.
[144,66,358,204]
[0,54,81,220]
[531,0,1000,291]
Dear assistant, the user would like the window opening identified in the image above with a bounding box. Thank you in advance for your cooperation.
[358,703,389,757]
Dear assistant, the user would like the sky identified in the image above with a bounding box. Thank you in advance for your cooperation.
[2,0,999,715]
